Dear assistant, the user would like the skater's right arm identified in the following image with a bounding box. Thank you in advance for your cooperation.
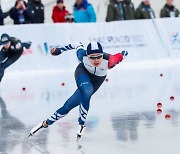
[50,42,83,56]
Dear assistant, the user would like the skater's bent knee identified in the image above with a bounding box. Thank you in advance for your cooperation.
[83,89,93,98]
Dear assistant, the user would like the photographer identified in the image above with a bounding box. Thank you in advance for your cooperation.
[9,0,33,24]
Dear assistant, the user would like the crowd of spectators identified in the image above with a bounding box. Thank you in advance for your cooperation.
[106,0,179,21]
[0,0,179,26]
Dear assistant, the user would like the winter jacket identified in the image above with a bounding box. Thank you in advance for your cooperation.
[0,7,9,25]
[160,4,179,18]
[52,6,69,23]
[29,0,44,23]
[9,1,33,24]
[122,0,135,20]
[73,0,96,23]
[106,0,123,22]
[135,2,155,19]
[106,0,135,22]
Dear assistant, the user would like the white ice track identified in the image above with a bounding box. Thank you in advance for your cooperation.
[0,61,180,154]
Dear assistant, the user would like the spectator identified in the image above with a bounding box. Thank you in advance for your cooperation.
[160,0,179,18]
[0,5,9,25]
[28,0,44,23]
[135,0,155,19]
[122,0,135,20]
[106,0,124,22]
[9,0,33,24]
[73,0,96,23]
[52,0,69,23]
[106,0,134,22]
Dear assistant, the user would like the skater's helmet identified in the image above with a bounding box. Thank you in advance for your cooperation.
[1,33,10,45]
[86,42,103,55]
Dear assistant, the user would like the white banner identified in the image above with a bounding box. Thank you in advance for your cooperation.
[153,18,180,59]
[0,19,177,73]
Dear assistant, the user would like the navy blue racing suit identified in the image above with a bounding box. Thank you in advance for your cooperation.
[46,45,123,125]
[0,37,31,82]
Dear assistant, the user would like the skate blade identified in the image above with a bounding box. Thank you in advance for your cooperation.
[77,134,81,141]
[26,133,32,139]
[29,123,44,137]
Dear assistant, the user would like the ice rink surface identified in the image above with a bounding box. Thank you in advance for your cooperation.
[0,62,180,154]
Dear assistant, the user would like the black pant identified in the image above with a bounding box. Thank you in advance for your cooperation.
[0,50,23,82]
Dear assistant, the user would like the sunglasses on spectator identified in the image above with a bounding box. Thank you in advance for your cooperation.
[88,54,103,60]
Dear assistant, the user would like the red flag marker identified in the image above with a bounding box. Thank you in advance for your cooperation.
[165,114,171,120]
[22,87,26,91]
[157,102,162,108]
[157,109,162,114]
[170,96,174,101]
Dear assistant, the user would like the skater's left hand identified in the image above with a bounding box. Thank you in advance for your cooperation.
[121,50,128,59]
[50,47,56,55]
[50,47,63,56]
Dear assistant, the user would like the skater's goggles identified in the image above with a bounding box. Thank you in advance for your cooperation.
[1,38,9,45]
[1,41,9,45]
[88,54,103,60]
